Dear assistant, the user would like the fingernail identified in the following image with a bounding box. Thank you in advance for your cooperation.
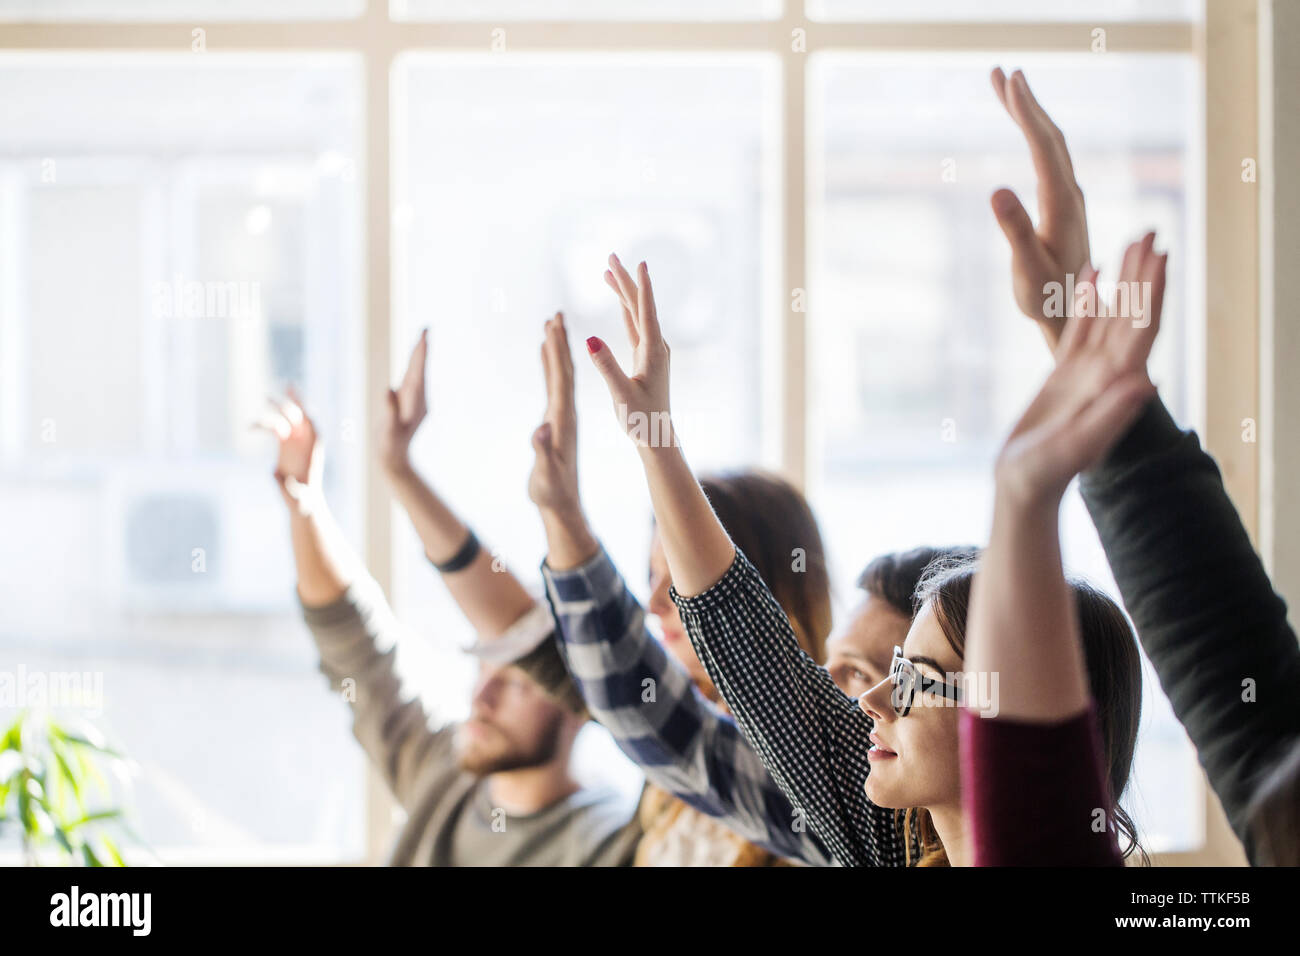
[586,337,602,354]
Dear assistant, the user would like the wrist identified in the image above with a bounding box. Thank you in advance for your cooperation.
[540,508,599,571]
[636,438,685,472]
[992,472,1064,522]
[540,504,594,547]
[380,456,417,485]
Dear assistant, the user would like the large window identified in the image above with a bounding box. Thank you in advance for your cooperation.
[1,1,1244,865]
[0,54,366,862]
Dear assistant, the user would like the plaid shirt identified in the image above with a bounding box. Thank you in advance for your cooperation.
[541,544,837,865]
[671,548,911,868]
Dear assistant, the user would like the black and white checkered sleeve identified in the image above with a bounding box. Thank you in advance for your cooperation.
[672,548,909,867]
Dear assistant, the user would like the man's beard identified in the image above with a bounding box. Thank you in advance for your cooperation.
[456,708,566,776]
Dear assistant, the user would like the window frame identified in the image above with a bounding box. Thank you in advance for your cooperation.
[0,0,1253,867]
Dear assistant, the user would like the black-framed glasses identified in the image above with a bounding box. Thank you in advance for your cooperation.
[889,645,963,716]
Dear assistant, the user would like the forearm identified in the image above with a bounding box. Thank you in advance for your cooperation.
[637,444,735,597]
[287,495,357,608]
[1080,398,1300,850]
[967,487,1090,722]
[385,462,535,638]
[539,505,600,572]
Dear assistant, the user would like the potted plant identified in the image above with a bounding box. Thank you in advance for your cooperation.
[0,710,137,866]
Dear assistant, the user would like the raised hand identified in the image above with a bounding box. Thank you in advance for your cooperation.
[990,67,1092,349]
[254,389,323,511]
[587,253,674,450]
[528,312,582,519]
[378,329,429,475]
[994,234,1166,506]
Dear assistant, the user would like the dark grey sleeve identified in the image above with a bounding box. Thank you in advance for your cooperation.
[1079,398,1300,862]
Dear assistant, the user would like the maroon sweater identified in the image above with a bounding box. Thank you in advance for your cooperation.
[960,704,1121,866]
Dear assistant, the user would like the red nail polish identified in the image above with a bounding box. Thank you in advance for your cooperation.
[586,337,601,354]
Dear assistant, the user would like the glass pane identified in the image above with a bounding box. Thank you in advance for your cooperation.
[0,53,366,862]
[396,0,780,20]
[810,0,1201,20]
[0,0,362,20]
[809,52,1203,853]
[392,55,778,792]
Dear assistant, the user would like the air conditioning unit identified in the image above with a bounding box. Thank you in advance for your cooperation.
[104,461,294,614]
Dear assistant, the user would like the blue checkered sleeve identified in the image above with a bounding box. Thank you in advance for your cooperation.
[672,548,911,868]
[541,544,834,866]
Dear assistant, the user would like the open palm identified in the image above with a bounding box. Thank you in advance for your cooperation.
[255,390,323,508]
[528,312,582,517]
[996,233,1166,504]
[379,330,429,474]
[587,253,673,450]
[990,67,1092,348]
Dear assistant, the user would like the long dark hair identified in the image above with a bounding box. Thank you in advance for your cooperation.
[908,559,1147,866]
[698,470,833,664]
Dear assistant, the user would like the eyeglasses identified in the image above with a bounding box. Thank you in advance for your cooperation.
[889,645,963,716]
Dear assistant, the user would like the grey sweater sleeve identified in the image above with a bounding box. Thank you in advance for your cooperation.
[1079,398,1300,862]
[301,575,454,812]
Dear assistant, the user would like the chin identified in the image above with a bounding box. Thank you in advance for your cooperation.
[864,774,905,810]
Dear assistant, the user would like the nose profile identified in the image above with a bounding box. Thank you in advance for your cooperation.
[859,676,895,724]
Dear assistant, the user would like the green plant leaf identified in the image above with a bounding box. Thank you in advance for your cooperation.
[66,808,123,829]
[99,834,127,868]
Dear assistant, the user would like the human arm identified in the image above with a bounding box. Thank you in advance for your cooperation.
[257,396,452,809]
[584,254,905,867]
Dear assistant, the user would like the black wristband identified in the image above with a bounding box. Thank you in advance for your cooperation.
[433,529,480,573]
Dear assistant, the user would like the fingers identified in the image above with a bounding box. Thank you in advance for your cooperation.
[1117,232,1153,288]
[555,310,575,380]
[542,312,575,420]
[608,253,641,331]
[605,269,639,348]
[584,335,632,400]
[266,393,303,429]
[1118,244,1166,367]
[400,328,428,392]
[384,386,400,424]
[990,66,1011,112]
[636,261,664,348]
[1009,70,1074,175]
[531,421,553,456]
[991,188,1057,282]
[252,412,290,441]
[1056,263,1100,361]
[1001,69,1064,181]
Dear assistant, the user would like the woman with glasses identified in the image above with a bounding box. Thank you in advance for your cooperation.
[583,253,1145,866]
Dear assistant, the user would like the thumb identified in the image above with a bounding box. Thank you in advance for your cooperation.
[991,188,1042,252]
[584,336,630,398]
[531,421,553,457]
[385,387,400,423]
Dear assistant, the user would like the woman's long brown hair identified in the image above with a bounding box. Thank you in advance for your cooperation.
[697,470,833,664]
